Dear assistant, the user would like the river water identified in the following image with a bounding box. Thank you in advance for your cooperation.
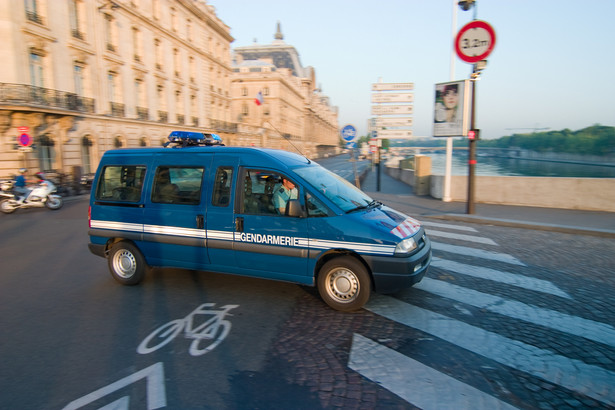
[425,152,615,178]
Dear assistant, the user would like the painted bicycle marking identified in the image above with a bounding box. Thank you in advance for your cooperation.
[137,303,239,356]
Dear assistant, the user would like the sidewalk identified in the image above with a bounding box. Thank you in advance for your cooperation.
[360,167,615,238]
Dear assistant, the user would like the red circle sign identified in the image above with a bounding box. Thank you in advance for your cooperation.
[455,20,496,63]
[18,133,32,147]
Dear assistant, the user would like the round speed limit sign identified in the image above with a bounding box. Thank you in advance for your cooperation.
[455,20,496,63]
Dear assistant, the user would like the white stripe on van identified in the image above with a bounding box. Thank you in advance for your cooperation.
[91,220,401,256]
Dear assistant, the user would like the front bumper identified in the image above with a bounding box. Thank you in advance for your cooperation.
[363,234,432,294]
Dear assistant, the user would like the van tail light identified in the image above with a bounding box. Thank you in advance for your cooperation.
[88,206,91,228]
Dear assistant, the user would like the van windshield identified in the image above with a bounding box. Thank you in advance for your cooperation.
[294,165,373,213]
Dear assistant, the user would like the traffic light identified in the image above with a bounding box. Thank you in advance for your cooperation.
[468,129,480,140]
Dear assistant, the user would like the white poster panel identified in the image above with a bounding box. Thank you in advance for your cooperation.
[433,80,470,137]
[372,105,413,115]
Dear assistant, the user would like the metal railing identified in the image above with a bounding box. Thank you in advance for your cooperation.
[209,120,237,133]
[110,102,125,117]
[0,83,95,113]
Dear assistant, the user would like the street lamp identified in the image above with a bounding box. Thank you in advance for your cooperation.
[458,0,475,11]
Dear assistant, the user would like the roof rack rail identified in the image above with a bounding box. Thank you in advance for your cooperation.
[164,131,224,147]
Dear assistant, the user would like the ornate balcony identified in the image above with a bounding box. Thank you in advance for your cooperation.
[110,102,125,117]
[136,106,149,120]
[0,83,95,114]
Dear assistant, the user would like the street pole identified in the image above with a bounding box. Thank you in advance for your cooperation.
[466,67,477,214]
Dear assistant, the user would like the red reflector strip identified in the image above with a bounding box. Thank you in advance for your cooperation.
[468,160,477,165]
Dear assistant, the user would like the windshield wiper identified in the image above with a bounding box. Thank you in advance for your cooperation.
[346,200,382,213]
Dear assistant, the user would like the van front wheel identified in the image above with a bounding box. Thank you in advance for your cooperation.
[317,257,371,312]
[108,242,147,285]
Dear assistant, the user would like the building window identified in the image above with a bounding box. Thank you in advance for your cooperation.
[29,51,44,87]
[38,134,54,171]
[132,27,142,62]
[170,7,177,32]
[152,0,160,20]
[154,39,162,70]
[263,87,270,96]
[241,104,248,116]
[25,0,45,24]
[242,87,247,96]
[81,136,92,174]
[104,14,116,52]
[173,48,180,77]
[74,64,84,95]
[69,0,85,40]
[108,71,118,102]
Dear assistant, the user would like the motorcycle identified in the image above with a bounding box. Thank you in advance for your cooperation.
[0,175,63,214]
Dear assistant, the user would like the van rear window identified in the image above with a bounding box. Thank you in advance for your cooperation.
[95,165,146,202]
[151,166,204,205]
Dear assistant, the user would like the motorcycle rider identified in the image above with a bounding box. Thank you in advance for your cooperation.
[14,168,29,203]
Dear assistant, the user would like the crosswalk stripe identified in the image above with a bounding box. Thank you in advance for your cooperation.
[427,230,498,245]
[431,257,571,299]
[415,278,615,347]
[421,221,478,232]
[348,333,519,410]
[431,242,525,266]
[366,294,615,407]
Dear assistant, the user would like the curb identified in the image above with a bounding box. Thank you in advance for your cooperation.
[427,213,615,238]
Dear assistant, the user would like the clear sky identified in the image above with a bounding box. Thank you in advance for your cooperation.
[208,0,615,140]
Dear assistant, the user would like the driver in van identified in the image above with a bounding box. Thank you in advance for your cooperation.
[272,178,297,214]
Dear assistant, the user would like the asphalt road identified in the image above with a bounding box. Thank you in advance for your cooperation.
[1,164,614,409]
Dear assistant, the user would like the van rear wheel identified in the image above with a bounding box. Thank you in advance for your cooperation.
[317,256,371,312]
[108,241,147,285]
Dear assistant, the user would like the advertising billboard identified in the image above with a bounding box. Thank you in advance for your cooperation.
[433,80,471,137]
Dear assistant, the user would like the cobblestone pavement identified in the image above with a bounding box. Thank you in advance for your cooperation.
[244,220,615,409]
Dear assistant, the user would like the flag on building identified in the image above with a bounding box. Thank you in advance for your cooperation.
[254,91,264,106]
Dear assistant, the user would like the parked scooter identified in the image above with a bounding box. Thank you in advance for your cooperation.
[0,172,63,214]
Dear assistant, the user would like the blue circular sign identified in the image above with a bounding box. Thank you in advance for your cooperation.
[341,124,357,142]
[18,133,32,147]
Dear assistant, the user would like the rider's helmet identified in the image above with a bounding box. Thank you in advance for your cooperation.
[35,171,45,180]
[19,168,27,174]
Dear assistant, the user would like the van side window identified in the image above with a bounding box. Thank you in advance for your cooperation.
[95,165,146,202]
[152,166,204,205]
[242,169,294,215]
[306,193,332,217]
[212,167,233,207]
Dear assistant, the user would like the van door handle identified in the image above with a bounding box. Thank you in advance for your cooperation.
[235,217,244,232]
[196,215,204,229]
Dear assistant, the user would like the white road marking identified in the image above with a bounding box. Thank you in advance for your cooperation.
[62,362,166,410]
[348,333,519,410]
[427,230,498,245]
[366,295,615,407]
[431,257,571,299]
[431,242,526,266]
[421,220,478,232]
[415,278,615,347]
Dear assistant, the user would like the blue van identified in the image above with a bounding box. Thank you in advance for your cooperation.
[88,132,431,311]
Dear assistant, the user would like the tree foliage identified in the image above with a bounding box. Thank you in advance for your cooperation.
[477,125,615,156]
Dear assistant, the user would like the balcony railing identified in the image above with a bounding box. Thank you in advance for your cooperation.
[110,102,125,117]
[136,106,149,120]
[26,11,44,25]
[71,28,85,40]
[210,120,238,133]
[0,83,95,113]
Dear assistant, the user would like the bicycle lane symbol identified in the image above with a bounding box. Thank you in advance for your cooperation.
[137,303,239,356]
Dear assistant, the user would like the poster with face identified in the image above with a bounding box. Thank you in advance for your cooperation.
[433,80,470,137]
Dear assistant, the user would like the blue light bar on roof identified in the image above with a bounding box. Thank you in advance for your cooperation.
[166,131,224,146]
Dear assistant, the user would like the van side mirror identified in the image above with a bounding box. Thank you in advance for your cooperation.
[286,199,304,218]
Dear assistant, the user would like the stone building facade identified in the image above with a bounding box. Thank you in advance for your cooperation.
[0,1,339,181]
[230,23,339,158]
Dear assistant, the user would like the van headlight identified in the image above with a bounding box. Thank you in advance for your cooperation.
[395,237,417,255]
